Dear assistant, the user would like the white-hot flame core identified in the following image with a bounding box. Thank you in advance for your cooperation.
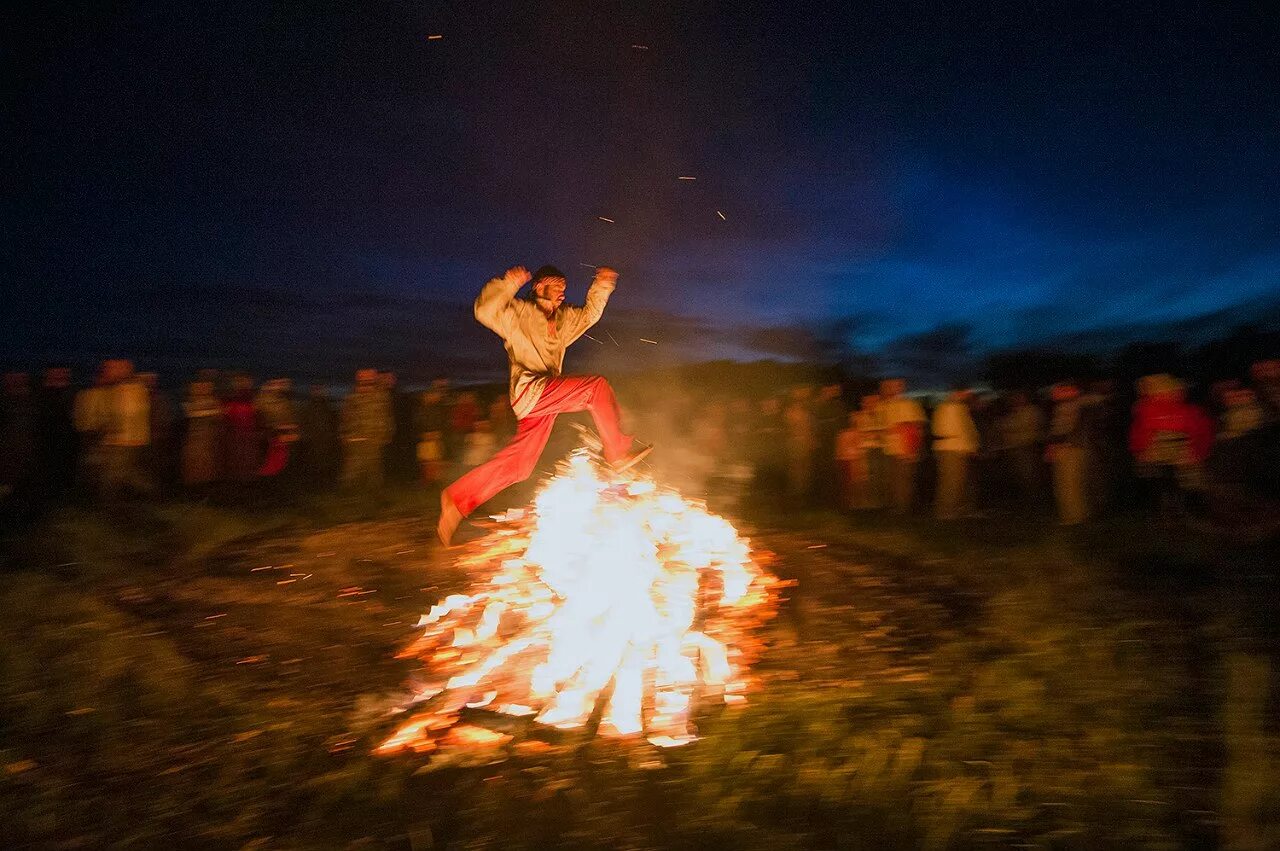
[381,450,777,753]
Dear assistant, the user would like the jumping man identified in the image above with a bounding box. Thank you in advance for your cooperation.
[437,264,651,546]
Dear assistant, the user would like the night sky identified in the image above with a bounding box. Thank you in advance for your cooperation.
[8,1,1280,382]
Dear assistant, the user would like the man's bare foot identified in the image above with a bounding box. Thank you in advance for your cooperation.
[611,442,654,473]
[437,491,462,547]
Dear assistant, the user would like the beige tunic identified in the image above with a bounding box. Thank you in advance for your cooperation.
[473,273,614,419]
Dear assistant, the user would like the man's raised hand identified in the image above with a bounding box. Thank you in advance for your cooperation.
[504,265,532,288]
[594,266,619,286]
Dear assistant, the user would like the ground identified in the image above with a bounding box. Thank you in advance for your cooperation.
[1,486,1277,849]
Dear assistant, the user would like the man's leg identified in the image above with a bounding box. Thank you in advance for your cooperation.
[441,414,557,529]
[530,376,634,463]
[437,376,640,546]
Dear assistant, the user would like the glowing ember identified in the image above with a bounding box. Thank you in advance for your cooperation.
[378,451,779,754]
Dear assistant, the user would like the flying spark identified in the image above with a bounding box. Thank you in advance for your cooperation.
[640,338,658,344]
[597,216,615,224]
[427,34,443,40]
[716,210,726,220]
[678,176,697,181]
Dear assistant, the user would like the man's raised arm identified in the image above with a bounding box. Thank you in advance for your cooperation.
[474,265,532,338]
[564,267,618,342]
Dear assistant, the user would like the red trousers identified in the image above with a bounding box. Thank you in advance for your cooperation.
[443,376,633,517]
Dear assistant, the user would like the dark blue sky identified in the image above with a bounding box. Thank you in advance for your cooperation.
[8,1,1280,380]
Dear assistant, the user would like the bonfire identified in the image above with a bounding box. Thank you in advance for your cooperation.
[378,450,780,756]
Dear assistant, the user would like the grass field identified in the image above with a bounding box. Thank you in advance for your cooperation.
[1,485,1277,849]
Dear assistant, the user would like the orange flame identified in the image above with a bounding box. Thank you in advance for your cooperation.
[379,451,779,755]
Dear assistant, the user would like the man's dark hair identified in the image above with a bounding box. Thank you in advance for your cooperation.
[531,265,566,284]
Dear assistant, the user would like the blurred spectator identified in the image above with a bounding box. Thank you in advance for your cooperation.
[694,401,728,461]
[224,374,261,482]
[449,391,481,461]
[37,366,77,497]
[835,410,870,510]
[462,419,496,468]
[140,372,176,492]
[255,378,298,478]
[1250,359,1280,422]
[1047,382,1089,525]
[1130,374,1213,515]
[969,393,998,509]
[102,360,152,499]
[717,396,756,502]
[181,378,224,488]
[753,396,785,500]
[812,383,846,504]
[854,395,885,509]
[376,373,396,480]
[1210,378,1241,420]
[417,381,450,486]
[783,386,815,502]
[487,393,516,446]
[878,379,926,514]
[1215,387,1267,492]
[341,369,390,490]
[1080,380,1118,513]
[999,391,1045,506]
[298,385,339,488]
[726,397,755,467]
[382,371,417,483]
[1220,387,1264,440]
[74,363,112,498]
[932,388,980,520]
[1,372,37,499]
[417,428,446,486]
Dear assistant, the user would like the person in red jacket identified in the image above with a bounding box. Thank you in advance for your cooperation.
[223,374,262,483]
[1129,374,1213,511]
[448,391,481,458]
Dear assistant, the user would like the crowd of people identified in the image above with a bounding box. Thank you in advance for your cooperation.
[2,357,1279,530]
[636,360,1280,527]
[0,360,516,510]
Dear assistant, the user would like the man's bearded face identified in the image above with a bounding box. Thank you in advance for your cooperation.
[534,277,566,311]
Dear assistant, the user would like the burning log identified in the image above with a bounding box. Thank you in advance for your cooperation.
[378,451,781,756]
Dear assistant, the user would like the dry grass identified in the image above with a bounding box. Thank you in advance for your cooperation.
[0,494,1276,848]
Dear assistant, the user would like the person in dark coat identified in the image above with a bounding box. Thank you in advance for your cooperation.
[382,371,418,484]
[753,395,786,505]
[223,374,261,483]
[254,378,298,479]
[341,369,391,491]
[182,378,224,488]
[448,390,481,464]
[416,380,450,487]
[298,385,339,489]
[811,383,846,506]
[140,372,177,494]
[1,372,37,501]
[37,366,78,498]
